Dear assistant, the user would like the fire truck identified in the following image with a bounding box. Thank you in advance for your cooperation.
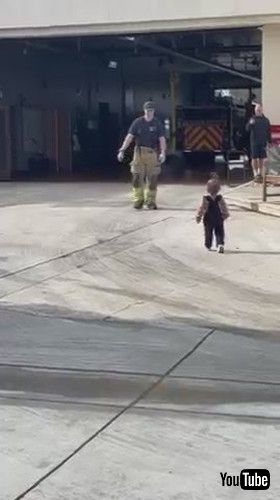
[176,105,234,155]
[163,104,247,178]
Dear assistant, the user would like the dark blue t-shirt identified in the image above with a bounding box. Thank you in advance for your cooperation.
[129,117,164,150]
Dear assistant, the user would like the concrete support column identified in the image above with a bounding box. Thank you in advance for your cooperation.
[262,25,280,125]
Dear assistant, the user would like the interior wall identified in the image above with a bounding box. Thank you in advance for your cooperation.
[124,57,176,118]
[0,47,178,122]
[0,45,178,173]
[0,47,124,114]
[0,48,178,115]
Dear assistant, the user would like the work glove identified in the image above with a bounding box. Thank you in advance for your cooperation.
[117,150,125,162]
[159,152,166,164]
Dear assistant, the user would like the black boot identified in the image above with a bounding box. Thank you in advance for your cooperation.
[134,200,144,209]
[146,201,157,210]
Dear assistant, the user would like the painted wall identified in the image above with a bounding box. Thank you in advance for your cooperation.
[262,25,280,124]
[0,0,280,36]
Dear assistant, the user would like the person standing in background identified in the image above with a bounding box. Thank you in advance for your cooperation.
[246,104,271,182]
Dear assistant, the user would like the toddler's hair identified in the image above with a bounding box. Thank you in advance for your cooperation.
[207,179,221,196]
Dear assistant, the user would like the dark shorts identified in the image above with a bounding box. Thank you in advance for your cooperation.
[251,144,267,160]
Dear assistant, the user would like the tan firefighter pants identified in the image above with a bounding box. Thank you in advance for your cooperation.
[130,146,161,204]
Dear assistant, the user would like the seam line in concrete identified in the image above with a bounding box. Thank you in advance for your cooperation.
[1,396,280,423]
[1,363,280,387]
[13,327,215,500]
[0,216,176,301]
[134,406,280,422]
[0,216,173,282]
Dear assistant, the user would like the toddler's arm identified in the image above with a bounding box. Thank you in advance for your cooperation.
[196,196,208,223]
[219,196,230,220]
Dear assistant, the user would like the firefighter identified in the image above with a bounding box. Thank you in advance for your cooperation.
[117,101,166,209]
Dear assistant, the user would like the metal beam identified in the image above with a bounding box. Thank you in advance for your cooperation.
[122,37,261,84]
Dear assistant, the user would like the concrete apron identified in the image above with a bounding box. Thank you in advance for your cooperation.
[225,182,280,217]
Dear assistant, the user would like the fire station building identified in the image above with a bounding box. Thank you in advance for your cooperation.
[0,1,279,179]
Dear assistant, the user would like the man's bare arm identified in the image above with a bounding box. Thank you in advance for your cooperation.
[159,136,167,155]
[119,134,134,152]
[158,136,167,163]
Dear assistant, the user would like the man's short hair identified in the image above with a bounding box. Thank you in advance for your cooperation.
[143,101,155,111]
